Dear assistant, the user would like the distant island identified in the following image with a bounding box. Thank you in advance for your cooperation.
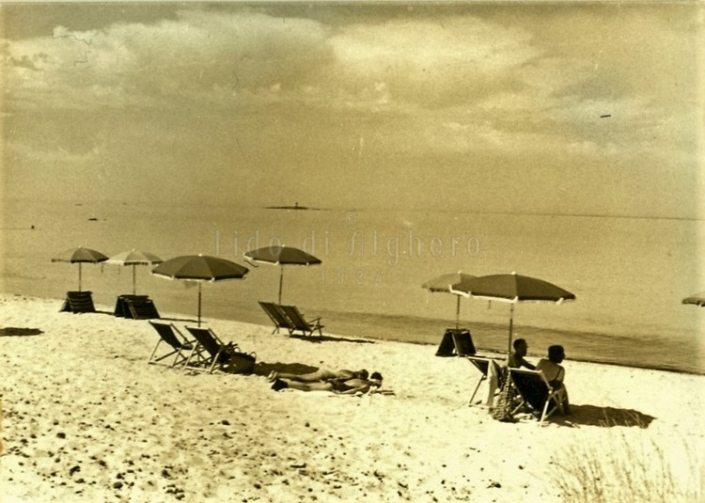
[265,202,326,211]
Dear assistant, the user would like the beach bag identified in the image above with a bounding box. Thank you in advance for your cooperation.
[225,348,257,375]
[491,377,516,423]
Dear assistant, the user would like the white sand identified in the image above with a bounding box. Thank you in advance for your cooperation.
[1,293,703,502]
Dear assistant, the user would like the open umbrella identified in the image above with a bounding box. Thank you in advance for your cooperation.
[457,272,576,354]
[151,254,249,326]
[106,249,163,295]
[422,272,477,329]
[244,245,321,304]
[52,247,108,291]
[682,292,705,307]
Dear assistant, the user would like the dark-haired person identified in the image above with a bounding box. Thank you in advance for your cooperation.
[535,345,570,414]
[485,338,535,408]
[271,372,383,395]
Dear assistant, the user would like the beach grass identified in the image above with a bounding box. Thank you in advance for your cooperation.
[550,415,702,503]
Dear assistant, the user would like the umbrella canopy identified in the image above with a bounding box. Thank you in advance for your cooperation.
[106,249,163,296]
[422,272,477,329]
[244,245,321,304]
[682,292,705,307]
[151,254,249,326]
[459,272,576,354]
[52,246,109,291]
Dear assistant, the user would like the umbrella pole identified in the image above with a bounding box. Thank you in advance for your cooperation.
[507,303,515,355]
[455,295,460,330]
[198,283,202,327]
[278,267,283,305]
[132,264,137,296]
[78,263,82,292]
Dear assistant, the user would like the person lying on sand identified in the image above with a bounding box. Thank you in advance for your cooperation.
[268,367,368,383]
[271,372,384,395]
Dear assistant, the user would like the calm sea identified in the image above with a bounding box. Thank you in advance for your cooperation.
[2,198,703,374]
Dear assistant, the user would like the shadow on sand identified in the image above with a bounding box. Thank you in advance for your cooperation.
[289,333,376,344]
[0,327,44,337]
[553,404,656,428]
[156,316,200,324]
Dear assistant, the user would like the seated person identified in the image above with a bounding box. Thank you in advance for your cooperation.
[271,372,383,395]
[535,345,570,414]
[485,338,535,407]
[268,367,368,382]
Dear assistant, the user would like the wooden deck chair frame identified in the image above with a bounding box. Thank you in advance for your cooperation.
[278,305,324,337]
[464,356,506,406]
[147,321,195,368]
[258,301,294,334]
[509,368,567,424]
[185,326,236,373]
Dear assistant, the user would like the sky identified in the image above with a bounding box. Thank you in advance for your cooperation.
[1,1,703,218]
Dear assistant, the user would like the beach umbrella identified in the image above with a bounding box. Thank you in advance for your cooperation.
[422,272,477,329]
[151,254,249,326]
[244,245,321,304]
[106,249,163,296]
[52,246,108,291]
[682,292,705,307]
[459,272,576,354]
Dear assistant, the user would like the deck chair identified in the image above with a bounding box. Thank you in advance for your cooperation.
[509,368,567,424]
[60,291,96,313]
[464,356,505,406]
[115,295,160,319]
[147,321,195,368]
[126,297,160,320]
[435,329,476,357]
[258,301,295,334]
[278,305,324,337]
[185,326,256,374]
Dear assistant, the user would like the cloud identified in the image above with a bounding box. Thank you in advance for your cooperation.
[2,9,332,111]
[328,16,538,109]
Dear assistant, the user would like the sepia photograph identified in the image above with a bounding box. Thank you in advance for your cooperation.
[1,1,703,501]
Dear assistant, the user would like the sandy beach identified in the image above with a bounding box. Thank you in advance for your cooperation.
[1,293,703,503]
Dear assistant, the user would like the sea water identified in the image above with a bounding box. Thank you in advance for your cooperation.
[2,198,703,374]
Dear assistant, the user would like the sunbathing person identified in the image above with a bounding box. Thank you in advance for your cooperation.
[268,367,368,383]
[271,372,383,395]
[485,338,535,407]
[535,345,570,414]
